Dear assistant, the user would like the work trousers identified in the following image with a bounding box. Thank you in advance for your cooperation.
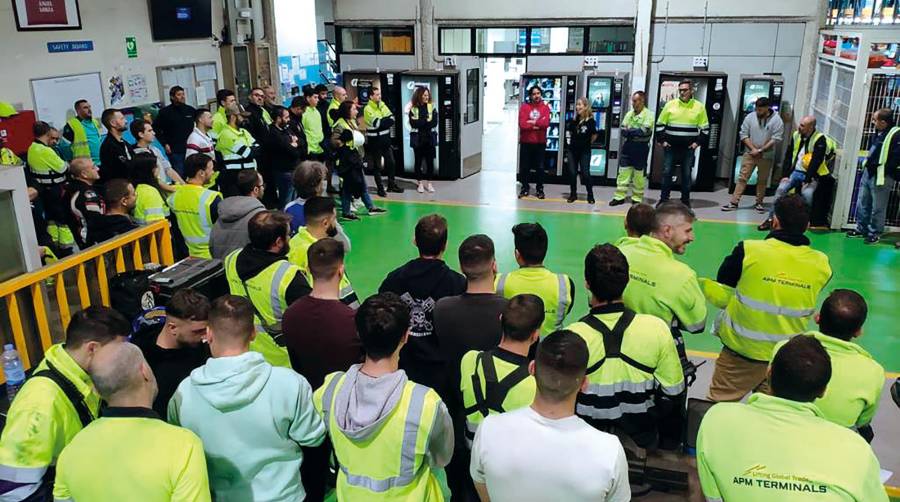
[660,145,696,204]
[367,144,397,190]
[567,148,594,198]
[855,169,894,238]
[613,166,647,202]
[731,153,774,204]
[708,346,771,402]
[519,142,546,192]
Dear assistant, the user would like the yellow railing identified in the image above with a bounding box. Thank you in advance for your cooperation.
[0,220,174,373]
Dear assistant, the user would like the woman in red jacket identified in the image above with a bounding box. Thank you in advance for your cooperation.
[518,86,551,199]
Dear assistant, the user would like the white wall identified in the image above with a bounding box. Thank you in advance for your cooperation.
[334,0,417,21]
[0,0,224,111]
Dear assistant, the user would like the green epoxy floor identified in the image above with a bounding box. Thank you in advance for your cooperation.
[341,199,900,373]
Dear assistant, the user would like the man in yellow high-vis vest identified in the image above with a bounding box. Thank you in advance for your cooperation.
[223,210,310,368]
[704,194,831,402]
[495,222,574,337]
[28,121,75,251]
[211,89,237,141]
[847,107,899,245]
[168,155,222,258]
[314,292,454,501]
[697,335,888,502]
[62,99,103,165]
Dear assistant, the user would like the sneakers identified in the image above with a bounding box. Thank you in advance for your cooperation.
[608,198,626,207]
[757,218,773,231]
[426,182,435,193]
[753,203,766,213]
[388,184,404,193]
[368,207,387,215]
[341,213,360,221]
[845,230,864,238]
[721,202,738,212]
[417,182,425,194]
[864,235,880,245]
[518,187,529,199]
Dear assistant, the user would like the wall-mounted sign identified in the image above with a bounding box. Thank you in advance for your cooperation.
[12,0,82,31]
[47,40,93,53]
[126,36,138,58]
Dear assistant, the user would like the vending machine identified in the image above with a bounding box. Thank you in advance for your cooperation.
[343,70,405,169]
[579,73,628,184]
[729,74,784,194]
[399,71,462,180]
[517,73,579,183]
[649,71,728,191]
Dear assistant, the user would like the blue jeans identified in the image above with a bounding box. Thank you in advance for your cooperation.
[275,171,295,210]
[855,169,894,238]
[341,183,374,216]
[768,170,818,218]
[660,146,695,203]
[169,152,186,177]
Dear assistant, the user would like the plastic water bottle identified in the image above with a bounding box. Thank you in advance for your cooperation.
[3,344,26,403]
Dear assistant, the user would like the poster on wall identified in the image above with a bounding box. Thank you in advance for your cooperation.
[127,74,149,102]
[12,0,82,31]
[108,75,125,107]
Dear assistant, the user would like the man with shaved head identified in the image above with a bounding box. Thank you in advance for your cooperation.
[758,114,834,231]
[53,343,211,501]
[65,157,105,248]
[327,86,348,129]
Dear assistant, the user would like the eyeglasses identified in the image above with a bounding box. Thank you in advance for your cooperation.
[678,88,691,93]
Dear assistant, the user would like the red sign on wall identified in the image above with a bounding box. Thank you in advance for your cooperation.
[24,0,69,25]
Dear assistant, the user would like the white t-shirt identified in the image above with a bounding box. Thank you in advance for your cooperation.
[470,406,630,502]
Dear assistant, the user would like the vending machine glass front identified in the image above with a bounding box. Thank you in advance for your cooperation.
[587,77,612,176]
[400,75,441,174]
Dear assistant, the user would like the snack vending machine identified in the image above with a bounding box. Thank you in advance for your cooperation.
[649,71,728,191]
[729,74,784,194]
[517,73,579,183]
[580,73,628,184]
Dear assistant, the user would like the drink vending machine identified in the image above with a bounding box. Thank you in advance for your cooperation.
[580,73,628,184]
[517,73,579,183]
[649,71,728,191]
[729,74,784,194]
[399,71,462,179]
[343,70,405,169]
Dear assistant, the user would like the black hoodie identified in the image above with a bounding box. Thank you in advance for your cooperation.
[234,246,311,305]
[378,258,466,390]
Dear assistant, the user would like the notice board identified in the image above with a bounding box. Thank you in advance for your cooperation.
[30,72,105,129]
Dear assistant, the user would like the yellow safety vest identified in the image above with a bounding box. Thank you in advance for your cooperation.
[302,107,324,154]
[495,267,573,337]
[876,125,899,186]
[133,183,169,224]
[65,117,102,160]
[215,125,257,170]
[789,130,835,177]
[364,100,393,138]
[168,184,221,258]
[223,248,301,368]
[0,147,22,166]
[409,103,435,132]
[713,238,831,361]
[327,99,341,128]
[287,227,360,308]
[211,107,228,141]
[459,349,535,447]
[315,372,445,502]
[27,141,67,186]
[332,117,359,150]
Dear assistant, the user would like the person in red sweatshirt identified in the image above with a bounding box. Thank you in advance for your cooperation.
[518,86,552,199]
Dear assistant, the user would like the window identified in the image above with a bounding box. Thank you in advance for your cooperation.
[827,0,899,25]
[529,27,584,54]
[475,28,525,54]
[440,28,472,54]
[340,28,375,53]
[465,68,480,124]
[380,28,413,54]
[587,26,635,54]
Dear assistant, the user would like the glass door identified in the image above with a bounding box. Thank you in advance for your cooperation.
[586,76,613,177]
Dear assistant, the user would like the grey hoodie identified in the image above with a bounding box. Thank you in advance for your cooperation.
[209,196,265,259]
[331,364,454,468]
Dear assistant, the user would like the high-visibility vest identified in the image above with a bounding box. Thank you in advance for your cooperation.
[772,331,884,429]
[315,372,446,502]
[696,393,888,502]
[364,100,394,140]
[496,267,573,337]
[27,141,67,186]
[566,305,684,426]
[223,248,302,368]
[133,183,169,224]
[714,238,831,362]
[210,107,228,141]
[168,184,221,258]
[409,103,435,132]
[53,411,210,502]
[0,344,100,497]
[655,98,709,142]
[327,99,341,128]
[301,107,325,155]
[215,125,257,170]
[287,227,360,309]
[332,117,360,150]
[876,125,900,185]
[459,349,535,447]
[789,130,835,177]
[0,147,22,166]
[621,107,655,143]
[65,117,102,160]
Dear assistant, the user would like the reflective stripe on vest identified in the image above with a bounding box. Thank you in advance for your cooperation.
[269,261,293,320]
[719,311,800,343]
[876,126,900,186]
[323,374,432,493]
[497,270,570,335]
[735,291,816,318]
[409,104,434,133]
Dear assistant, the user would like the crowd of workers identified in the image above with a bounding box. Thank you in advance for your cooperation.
[0,79,894,502]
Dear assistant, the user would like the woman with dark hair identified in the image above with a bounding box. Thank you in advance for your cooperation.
[330,100,364,154]
[129,152,169,224]
[409,86,438,194]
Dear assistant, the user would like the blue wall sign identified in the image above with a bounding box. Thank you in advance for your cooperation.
[47,41,94,53]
